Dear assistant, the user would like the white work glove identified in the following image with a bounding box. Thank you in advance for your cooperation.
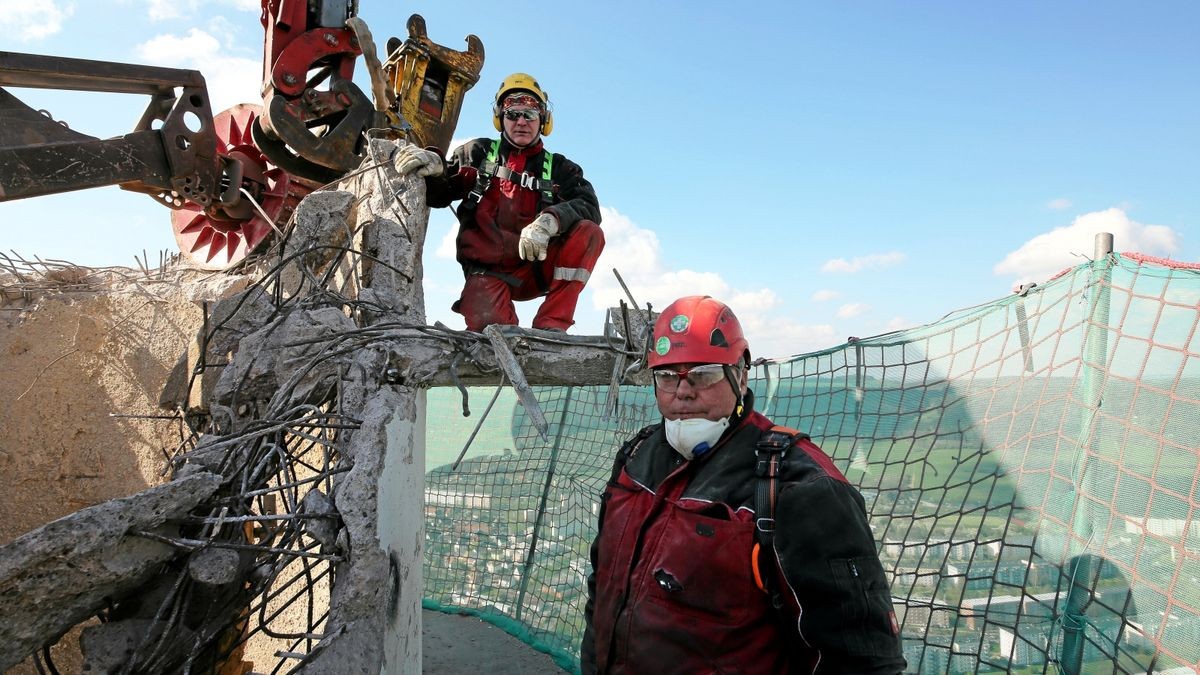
[393,143,443,177]
[519,213,559,261]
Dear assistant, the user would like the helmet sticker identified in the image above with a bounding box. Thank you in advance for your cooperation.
[669,314,690,333]
[655,336,671,356]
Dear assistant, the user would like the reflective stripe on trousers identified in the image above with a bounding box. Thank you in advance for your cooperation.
[553,267,591,283]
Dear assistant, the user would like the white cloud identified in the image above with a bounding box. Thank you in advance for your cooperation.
[205,15,241,41]
[146,0,183,20]
[727,287,838,358]
[994,207,1183,285]
[420,180,852,356]
[143,0,257,21]
[0,0,74,41]
[811,289,840,302]
[821,251,906,274]
[837,303,868,319]
[588,207,725,311]
[138,28,221,59]
[136,29,260,112]
[744,320,838,361]
[586,207,839,358]
[1047,198,1072,210]
[435,221,458,259]
[885,316,910,332]
[420,205,845,356]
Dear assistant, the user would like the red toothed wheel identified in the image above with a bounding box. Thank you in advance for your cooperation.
[171,104,310,270]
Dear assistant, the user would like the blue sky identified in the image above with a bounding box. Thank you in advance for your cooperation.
[2,1,1196,358]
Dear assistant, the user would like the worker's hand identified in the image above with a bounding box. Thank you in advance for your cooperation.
[393,144,443,177]
[519,213,559,261]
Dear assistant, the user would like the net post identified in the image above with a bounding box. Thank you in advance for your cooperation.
[1061,231,1115,674]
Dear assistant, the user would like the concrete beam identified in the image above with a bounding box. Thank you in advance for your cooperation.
[0,472,221,671]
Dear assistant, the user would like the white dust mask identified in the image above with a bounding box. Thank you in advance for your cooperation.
[664,416,729,460]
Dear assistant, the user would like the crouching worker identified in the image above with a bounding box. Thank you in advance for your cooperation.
[581,296,907,674]
[393,72,603,332]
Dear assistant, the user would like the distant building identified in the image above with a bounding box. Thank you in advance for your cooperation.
[426,488,491,509]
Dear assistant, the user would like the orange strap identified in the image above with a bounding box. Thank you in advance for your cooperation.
[753,425,806,596]
[751,542,767,593]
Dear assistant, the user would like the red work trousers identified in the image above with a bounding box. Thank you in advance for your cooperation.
[454,220,604,332]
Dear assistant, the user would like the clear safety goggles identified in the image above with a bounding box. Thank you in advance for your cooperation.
[652,364,728,392]
[503,108,540,122]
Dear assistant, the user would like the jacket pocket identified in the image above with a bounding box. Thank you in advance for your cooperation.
[642,507,760,625]
[829,556,898,658]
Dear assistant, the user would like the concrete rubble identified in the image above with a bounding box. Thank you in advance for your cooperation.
[0,472,221,672]
[0,138,640,673]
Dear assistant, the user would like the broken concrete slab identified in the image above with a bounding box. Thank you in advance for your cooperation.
[0,471,221,671]
[211,306,356,414]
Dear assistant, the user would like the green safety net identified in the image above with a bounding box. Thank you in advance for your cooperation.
[422,252,1200,674]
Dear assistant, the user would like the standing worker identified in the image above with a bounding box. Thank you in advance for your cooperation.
[393,73,603,332]
[581,296,906,674]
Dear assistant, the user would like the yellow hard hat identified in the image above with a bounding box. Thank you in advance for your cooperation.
[492,72,554,136]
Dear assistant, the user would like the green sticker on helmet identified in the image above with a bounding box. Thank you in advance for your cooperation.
[669,314,689,333]
[655,336,671,355]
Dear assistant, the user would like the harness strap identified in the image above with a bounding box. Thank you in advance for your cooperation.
[540,150,554,205]
[466,139,501,204]
[752,425,809,599]
[466,139,556,206]
[478,163,554,193]
[611,425,657,483]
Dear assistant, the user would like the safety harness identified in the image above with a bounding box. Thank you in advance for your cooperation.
[609,425,656,481]
[752,425,810,604]
[611,423,808,603]
[466,138,555,207]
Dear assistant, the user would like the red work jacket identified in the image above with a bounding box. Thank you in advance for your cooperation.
[582,405,906,674]
[425,137,600,271]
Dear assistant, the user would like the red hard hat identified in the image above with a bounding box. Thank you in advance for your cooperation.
[647,296,750,368]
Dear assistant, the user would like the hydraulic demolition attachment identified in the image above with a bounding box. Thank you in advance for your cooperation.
[253,0,380,185]
[0,1,485,271]
[383,14,484,153]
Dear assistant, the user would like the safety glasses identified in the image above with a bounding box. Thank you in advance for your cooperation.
[503,109,540,122]
[652,364,728,392]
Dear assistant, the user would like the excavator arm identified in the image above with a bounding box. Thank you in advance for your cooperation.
[0,2,484,270]
[0,51,224,208]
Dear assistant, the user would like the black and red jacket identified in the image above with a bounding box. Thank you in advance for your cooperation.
[425,137,600,271]
[582,395,906,674]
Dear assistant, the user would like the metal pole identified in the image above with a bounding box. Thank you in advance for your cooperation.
[853,340,864,421]
[515,387,573,621]
[1061,232,1114,674]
